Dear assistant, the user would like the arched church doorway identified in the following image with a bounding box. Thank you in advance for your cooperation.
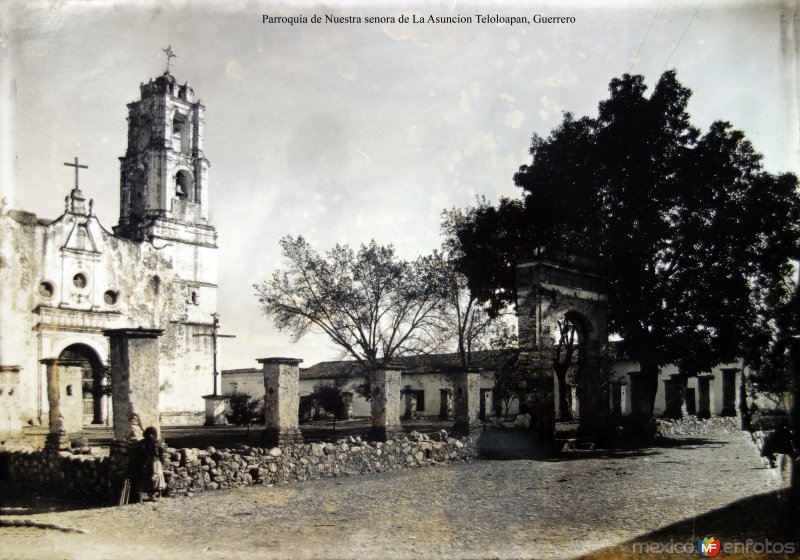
[58,344,106,425]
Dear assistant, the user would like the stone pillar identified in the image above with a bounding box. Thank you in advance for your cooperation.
[452,368,481,436]
[610,381,627,417]
[41,358,84,449]
[720,368,738,417]
[696,375,714,419]
[104,328,164,441]
[402,386,418,420]
[663,375,686,419]
[258,357,303,447]
[439,388,452,420]
[203,395,229,426]
[367,367,403,441]
[339,392,354,420]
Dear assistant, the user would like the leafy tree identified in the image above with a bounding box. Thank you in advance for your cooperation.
[255,236,450,426]
[312,383,345,430]
[255,236,449,370]
[439,217,514,368]
[225,394,263,434]
[443,198,528,317]
[449,70,800,417]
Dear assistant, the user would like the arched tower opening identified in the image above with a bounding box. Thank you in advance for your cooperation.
[175,170,194,201]
[172,113,191,155]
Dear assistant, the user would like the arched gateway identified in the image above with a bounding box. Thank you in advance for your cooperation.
[516,250,610,444]
[58,344,105,425]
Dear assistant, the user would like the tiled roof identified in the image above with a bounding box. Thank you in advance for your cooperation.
[297,350,515,380]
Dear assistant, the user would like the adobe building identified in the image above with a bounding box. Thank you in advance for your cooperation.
[0,70,218,436]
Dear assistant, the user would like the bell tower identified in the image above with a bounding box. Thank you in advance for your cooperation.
[115,71,215,248]
[114,64,218,332]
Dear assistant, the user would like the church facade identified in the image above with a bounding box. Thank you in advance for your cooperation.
[0,71,218,435]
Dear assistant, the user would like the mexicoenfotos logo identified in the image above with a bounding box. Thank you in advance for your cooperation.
[698,536,721,557]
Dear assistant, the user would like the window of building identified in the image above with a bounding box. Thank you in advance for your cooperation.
[104,290,119,306]
[39,281,54,298]
[73,273,88,289]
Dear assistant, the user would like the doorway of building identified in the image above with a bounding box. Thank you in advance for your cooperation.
[58,344,105,425]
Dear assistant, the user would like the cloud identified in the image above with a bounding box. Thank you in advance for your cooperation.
[536,64,578,87]
[504,110,525,129]
[225,60,243,80]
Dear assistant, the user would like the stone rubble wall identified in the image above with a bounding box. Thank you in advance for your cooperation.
[654,416,740,437]
[0,430,476,503]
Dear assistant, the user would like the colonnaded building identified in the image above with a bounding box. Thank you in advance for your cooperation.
[0,70,218,435]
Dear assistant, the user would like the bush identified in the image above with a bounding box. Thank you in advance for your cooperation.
[226,394,263,433]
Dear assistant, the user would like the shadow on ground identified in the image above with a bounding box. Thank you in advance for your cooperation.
[0,482,93,515]
[573,490,798,559]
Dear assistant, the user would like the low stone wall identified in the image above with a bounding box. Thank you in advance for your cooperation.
[0,448,117,503]
[654,416,740,436]
[0,430,476,504]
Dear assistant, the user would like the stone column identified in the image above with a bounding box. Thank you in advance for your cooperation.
[367,367,403,441]
[104,328,164,441]
[339,391,354,420]
[610,380,627,416]
[720,368,738,417]
[452,368,481,436]
[439,388,452,420]
[41,358,84,449]
[258,357,303,447]
[402,386,418,420]
[696,375,714,418]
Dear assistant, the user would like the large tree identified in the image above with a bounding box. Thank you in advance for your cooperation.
[449,71,800,417]
[254,236,448,371]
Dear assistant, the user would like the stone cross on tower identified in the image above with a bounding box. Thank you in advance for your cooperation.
[162,45,176,73]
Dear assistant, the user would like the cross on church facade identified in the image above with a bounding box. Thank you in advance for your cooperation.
[63,157,88,190]
[162,45,176,73]
[194,313,236,396]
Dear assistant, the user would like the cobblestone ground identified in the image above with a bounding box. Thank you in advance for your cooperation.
[0,431,791,560]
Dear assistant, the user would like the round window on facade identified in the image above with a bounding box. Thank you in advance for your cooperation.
[73,273,88,289]
[104,290,119,306]
[39,281,54,298]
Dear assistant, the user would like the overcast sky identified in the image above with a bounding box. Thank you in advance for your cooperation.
[2,0,798,370]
